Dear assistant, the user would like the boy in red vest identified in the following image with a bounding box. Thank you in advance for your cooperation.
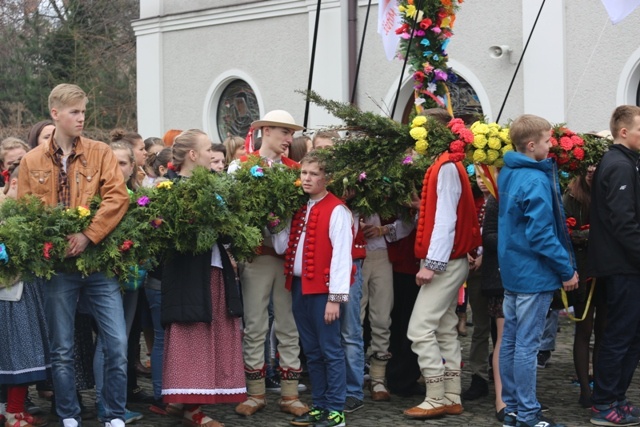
[273,151,353,427]
[403,150,481,420]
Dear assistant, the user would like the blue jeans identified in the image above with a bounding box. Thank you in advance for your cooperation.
[593,275,640,406]
[94,289,138,405]
[144,287,164,401]
[44,272,127,424]
[291,278,346,411]
[539,308,559,352]
[341,259,364,400]
[500,290,553,423]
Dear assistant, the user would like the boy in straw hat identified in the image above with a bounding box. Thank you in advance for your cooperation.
[228,110,310,418]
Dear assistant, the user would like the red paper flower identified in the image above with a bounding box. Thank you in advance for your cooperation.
[43,242,53,260]
[571,135,584,147]
[119,240,134,252]
[559,136,574,151]
[550,137,558,147]
[566,217,577,228]
[557,152,570,165]
[414,71,425,82]
[449,140,466,153]
[419,18,433,30]
[395,23,409,35]
[572,147,585,160]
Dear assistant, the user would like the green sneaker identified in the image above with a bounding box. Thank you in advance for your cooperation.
[291,407,326,426]
[313,410,346,427]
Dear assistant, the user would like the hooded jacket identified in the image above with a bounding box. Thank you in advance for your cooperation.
[587,144,640,277]
[497,151,575,293]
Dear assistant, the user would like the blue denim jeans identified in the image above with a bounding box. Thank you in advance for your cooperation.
[539,308,559,352]
[291,278,346,411]
[341,259,364,400]
[44,272,127,424]
[500,290,553,423]
[144,287,164,400]
[94,289,138,405]
[593,274,640,406]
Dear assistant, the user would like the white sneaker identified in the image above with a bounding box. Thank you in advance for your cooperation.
[62,418,79,427]
[105,419,125,427]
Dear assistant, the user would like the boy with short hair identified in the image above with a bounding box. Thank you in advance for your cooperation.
[273,151,353,427]
[18,83,130,427]
[497,114,578,427]
[587,105,640,426]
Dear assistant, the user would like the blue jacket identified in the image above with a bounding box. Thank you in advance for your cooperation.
[497,151,575,293]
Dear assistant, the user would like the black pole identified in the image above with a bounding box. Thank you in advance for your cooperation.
[496,0,546,123]
[390,0,424,119]
[350,0,373,104]
[304,0,323,129]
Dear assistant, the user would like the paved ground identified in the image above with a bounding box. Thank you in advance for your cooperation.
[30,312,637,426]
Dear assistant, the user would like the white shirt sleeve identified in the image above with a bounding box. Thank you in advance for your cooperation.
[385,217,416,243]
[226,159,241,174]
[425,162,461,271]
[271,219,292,255]
[328,205,353,300]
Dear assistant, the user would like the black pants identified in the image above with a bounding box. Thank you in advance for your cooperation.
[592,274,640,405]
[386,271,421,394]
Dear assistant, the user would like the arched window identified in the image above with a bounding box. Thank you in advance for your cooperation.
[215,80,260,141]
[401,73,484,124]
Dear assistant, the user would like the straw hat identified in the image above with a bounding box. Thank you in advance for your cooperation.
[251,110,304,131]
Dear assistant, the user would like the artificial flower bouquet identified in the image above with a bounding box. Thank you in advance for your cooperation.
[468,120,512,167]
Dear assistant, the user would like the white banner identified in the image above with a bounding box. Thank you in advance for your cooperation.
[378,0,402,61]
[600,0,640,24]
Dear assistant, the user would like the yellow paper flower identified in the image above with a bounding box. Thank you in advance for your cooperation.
[486,149,500,164]
[411,116,427,128]
[472,149,487,163]
[415,139,429,155]
[77,206,90,218]
[488,136,502,150]
[410,126,427,141]
[405,4,417,19]
[156,180,173,190]
[501,144,514,155]
[499,129,510,142]
[494,158,505,168]
[473,135,487,149]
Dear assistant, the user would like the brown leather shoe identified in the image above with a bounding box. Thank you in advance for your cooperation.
[279,396,308,417]
[234,395,266,416]
[370,381,391,401]
[444,402,464,415]
[403,404,447,419]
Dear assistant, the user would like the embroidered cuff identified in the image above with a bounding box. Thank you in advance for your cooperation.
[385,223,398,242]
[425,258,447,271]
[328,293,349,303]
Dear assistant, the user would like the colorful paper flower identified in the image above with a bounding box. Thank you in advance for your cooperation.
[250,165,264,177]
[150,218,163,229]
[77,206,91,217]
[358,172,367,182]
[119,240,134,252]
[156,180,173,190]
[137,196,150,207]
[43,242,53,260]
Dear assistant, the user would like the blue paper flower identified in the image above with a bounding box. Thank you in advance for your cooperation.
[250,165,264,177]
[467,164,476,177]
[0,243,8,265]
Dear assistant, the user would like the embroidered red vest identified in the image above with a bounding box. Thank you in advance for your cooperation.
[284,193,353,294]
[414,152,481,260]
[352,226,366,260]
[387,228,420,275]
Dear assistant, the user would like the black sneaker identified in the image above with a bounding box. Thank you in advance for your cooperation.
[266,376,282,392]
[462,374,489,400]
[127,386,154,404]
[291,407,325,426]
[313,410,346,427]
[537,351,551,368]
[502,411,517,427]
[25,395,44,415]
[516,414,566,427]
[344,396,363,413]
[591,404,640,426]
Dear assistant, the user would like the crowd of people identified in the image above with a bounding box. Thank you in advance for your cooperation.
[0,82,640,427]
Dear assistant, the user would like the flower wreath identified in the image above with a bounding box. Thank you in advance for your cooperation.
[409,115,472,162]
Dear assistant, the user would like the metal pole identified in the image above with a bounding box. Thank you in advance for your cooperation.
[303,0,323,129]
[350,0,373,105]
